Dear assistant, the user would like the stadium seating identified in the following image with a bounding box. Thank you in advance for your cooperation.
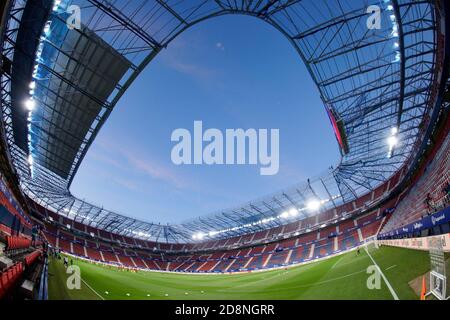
[211,259,233,272]
[101,251,119,264]
[289,245,308,264]
[382,133,450,234]
[15,128,447,275]
[0,262,24,299]
[85,247,102,261]
[338,231,359,251]
[6,236,32,251]
[266,248,289,268]
[37,209,385,273]
[117,255,135,267]
[313,239,334,258]
[361,219,382,239]
[24,250,42,267]
[31,166,404,260]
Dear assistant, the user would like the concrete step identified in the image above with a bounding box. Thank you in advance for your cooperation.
[20,279,35,299]
[0,254,14,269]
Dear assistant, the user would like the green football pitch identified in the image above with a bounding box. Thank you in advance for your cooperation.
[47,245,441,300]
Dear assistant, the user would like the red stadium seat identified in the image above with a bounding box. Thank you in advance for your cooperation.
[24,250,42,267]
[5,235,32,251]
[0,262,24,299]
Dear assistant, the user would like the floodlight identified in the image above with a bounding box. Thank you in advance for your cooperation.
[193,232,204,240]
[53,0,61,11]
[289,208,298,216]
[43,22,51,35]
[280,211,289,219]
[387,136,398,147]
[307,200,321,211]
[25,98,36,111]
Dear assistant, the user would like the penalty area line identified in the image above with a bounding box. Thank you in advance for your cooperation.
[364,246,399,300]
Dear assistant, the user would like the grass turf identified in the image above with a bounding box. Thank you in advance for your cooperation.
[48,245,433,300]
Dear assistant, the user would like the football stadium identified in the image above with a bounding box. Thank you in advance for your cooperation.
[0,0,450,306]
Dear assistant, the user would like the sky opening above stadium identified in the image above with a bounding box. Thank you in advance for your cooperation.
[70,15,340,223]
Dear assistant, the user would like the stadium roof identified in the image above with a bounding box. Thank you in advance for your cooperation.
[1,0,448,242]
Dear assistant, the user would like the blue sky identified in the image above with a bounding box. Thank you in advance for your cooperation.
[70,15,340,224]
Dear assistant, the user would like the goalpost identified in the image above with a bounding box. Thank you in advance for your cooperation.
[426,236,449,300]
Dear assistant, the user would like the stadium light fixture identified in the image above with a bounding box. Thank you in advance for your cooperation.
[193,232,205,240]
[387,136,398,147]
[43,21,51,35]
[32,65,38,78]
[289,208,299,217]
[29,81,36,90]
[27,155,33,165]
[307,200,321,211]
[280,211,289,219]
[387,127,399,158]
[25,98,36,111]
[53,0,62,11]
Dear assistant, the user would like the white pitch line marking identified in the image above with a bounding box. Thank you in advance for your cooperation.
[364,247,399,300]
[331,256,343,269]
[385,265,397,271]
[81,277,105,300]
